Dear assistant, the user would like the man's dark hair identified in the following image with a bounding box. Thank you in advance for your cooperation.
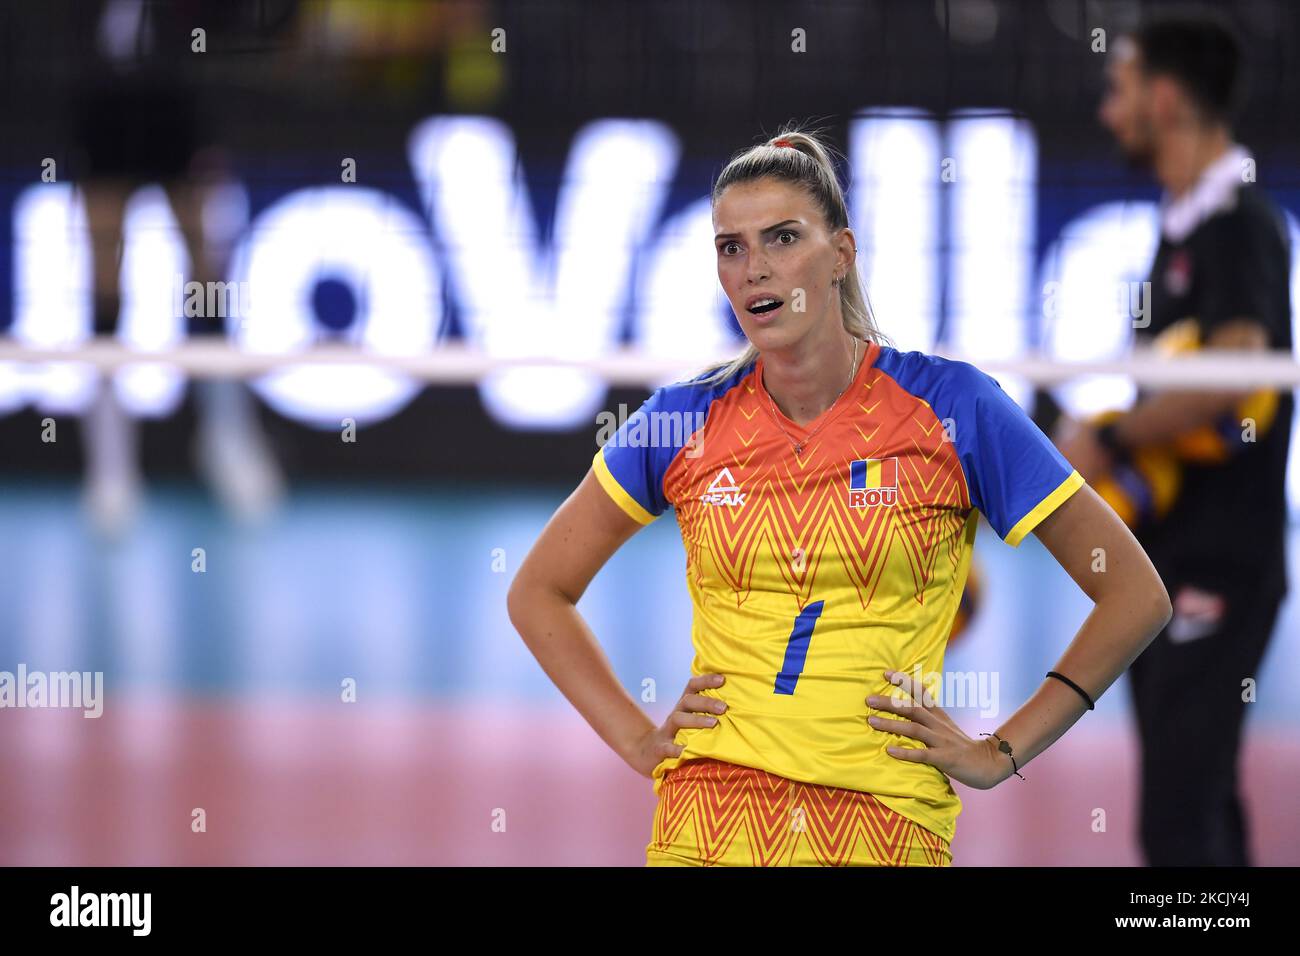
[1132,10,1246,124]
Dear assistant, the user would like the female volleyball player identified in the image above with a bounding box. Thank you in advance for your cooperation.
[507,127,1173,866]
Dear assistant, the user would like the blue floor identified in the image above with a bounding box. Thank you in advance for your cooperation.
[0,476,1296,726]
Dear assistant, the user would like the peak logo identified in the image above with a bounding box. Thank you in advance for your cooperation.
[701,468,745,507]
[848,458,899,508]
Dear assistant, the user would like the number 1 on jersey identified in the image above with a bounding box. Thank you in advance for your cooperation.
[774,600,825,695]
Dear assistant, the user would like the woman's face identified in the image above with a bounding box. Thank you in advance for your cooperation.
[713,176,853,352]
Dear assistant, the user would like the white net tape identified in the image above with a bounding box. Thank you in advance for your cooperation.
[0,339,1296,388]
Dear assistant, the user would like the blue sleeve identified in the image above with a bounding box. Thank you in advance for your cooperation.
[951,364,1084,546]
[591,387,675,524]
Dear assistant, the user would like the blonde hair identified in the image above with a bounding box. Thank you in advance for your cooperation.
[693,123,892,386]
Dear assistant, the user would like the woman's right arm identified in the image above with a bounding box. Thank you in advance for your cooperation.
[506,467,726,777]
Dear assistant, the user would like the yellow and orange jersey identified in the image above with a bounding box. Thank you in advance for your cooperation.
[592,339,1083,844]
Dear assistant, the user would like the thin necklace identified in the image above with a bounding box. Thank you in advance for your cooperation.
[763,337,860,457]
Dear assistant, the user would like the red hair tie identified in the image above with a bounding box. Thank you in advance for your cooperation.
[772,138,794,148]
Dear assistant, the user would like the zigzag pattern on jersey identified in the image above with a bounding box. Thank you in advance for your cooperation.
[665,367,972,612]
[649,758,951,866]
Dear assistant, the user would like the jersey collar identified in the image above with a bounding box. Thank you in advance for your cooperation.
[1160,143,1252,243]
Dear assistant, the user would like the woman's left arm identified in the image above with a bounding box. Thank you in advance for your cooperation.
[870,482,1172,789]
[984,481,1172,776]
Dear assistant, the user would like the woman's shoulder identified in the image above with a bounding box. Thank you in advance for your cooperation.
[653,355,760,405]
[873,344,997,395]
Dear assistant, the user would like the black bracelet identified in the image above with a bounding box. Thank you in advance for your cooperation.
[980,732,1025,781]
[1046,670,1096,710]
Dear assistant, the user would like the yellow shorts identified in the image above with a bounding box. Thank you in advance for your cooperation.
[647,758,952,867]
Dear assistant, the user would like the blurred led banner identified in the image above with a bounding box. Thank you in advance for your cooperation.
[6,111,1300,438]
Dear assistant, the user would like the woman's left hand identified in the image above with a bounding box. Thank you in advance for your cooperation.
[866,670,1012,791]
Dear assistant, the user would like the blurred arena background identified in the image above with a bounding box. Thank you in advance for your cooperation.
[0,0,1297,865]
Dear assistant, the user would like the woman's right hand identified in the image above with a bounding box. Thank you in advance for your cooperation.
[626,674,727,778]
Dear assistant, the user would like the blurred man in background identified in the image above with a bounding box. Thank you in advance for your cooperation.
[1058,10,1293,865]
